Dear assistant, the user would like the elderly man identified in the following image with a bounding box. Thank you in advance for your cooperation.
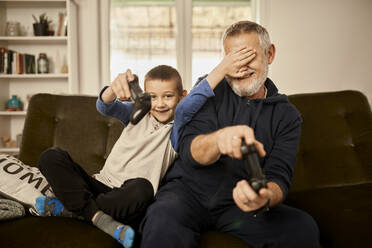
[140,20,319,248]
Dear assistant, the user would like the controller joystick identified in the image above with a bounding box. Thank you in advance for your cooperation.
[241,140,268,194]
[127,74,151,125]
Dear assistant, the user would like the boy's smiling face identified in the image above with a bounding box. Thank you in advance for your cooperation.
[145,79,184,124]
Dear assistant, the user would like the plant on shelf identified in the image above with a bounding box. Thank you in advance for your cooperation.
[32,13,53,36]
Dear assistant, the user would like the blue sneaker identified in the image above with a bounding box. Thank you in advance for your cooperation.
[35,196,66,216]
[114,225,135,248]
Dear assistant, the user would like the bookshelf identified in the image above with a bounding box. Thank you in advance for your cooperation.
[0,0,78,154]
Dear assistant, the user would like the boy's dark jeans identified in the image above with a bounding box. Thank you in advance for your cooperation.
[38,147,154,230]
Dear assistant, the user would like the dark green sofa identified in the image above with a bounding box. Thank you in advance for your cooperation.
[0,90,371,248]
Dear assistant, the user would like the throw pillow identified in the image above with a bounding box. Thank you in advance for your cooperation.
[0,154,55,214]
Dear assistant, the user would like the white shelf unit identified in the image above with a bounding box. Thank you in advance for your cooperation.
[0,73,68,78]
[0,36,68,41]
[0,147,19,154]
[0,0,78,154]
[0,111,26,115]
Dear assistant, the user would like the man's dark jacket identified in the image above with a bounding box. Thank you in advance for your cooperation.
[165,78,302,208]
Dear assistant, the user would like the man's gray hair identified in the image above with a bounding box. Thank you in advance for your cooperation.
[222,20,271,54]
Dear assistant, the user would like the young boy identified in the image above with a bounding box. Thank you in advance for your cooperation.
[35,47,256,248]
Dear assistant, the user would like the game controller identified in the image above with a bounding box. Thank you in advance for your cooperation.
[127,74,151,125]
[240,140,268,194]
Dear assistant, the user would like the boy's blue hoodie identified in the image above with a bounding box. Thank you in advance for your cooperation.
[165,78,302,209]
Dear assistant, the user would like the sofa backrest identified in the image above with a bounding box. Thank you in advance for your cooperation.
[288,90,372,192]
[19,94,124,175]
[19,91,372,192]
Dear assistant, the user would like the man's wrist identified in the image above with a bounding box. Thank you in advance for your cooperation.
[251,199,270,217]
[191,132,221,166]
[267,182,284,207]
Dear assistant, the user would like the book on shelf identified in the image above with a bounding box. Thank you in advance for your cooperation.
[57,12,68,36]
[0,47,5,74]
[7,50,13,74]
[0,48,35,75]
[24,54,36,74]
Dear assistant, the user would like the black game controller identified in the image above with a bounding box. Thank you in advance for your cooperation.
[241,140,268,194]
[128,74,151,125]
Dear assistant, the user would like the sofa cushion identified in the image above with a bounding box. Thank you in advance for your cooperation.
[286,182,372,247]
[0,215,251,248]
[19,94,124,175]
[288,91,372,192]
[0,216,122,248]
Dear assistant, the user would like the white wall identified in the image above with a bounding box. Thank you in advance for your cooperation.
[263,0,372,103]
[77,0,372,104]
[76,0,101,95]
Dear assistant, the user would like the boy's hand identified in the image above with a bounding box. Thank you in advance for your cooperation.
[102,69,135,102]
[221,46,256,79]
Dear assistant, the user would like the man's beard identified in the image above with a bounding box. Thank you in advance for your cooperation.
[227,63,268,97]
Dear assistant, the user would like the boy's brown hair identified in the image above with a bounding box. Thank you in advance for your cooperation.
[144,65,183,96]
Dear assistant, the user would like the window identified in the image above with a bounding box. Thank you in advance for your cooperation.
[110,0,177,85]
[191,1,253,84]
[110,0,254,89]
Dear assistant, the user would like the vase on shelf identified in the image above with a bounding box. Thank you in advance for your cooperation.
[37,53,49,73]
[6,95,23,111]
